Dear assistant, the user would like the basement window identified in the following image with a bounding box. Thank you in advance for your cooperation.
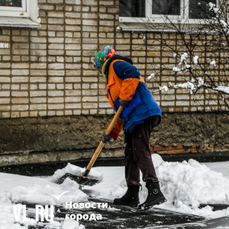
[0,0,41,28]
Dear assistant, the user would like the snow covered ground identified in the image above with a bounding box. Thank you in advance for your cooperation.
[0,154,229,229]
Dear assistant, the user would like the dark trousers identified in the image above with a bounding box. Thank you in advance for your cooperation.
[125,116,160,186]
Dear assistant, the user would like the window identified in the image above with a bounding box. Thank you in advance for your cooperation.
[0,0,27,17]
[0,0,40,28]
[189,0,215,19]
[119,0,145,17]
[119,0,217,23]
[152,0,180,15]
[0,0,22,7]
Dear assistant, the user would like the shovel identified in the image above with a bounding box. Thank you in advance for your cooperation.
[57,106,124,186]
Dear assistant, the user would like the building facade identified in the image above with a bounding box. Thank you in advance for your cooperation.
[0,0,228,166]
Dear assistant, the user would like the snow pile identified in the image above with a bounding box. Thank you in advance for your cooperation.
[111,154,229,215]
[0,201,44,229]
[0,203,27,229]
[110,179,129,199]
[156,157,229,207]
[49,163,103,184]
[0,192,11,203]
[0,182,86,229]
[11,178,88,205]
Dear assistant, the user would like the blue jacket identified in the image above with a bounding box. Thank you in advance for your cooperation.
[105,58,161,136]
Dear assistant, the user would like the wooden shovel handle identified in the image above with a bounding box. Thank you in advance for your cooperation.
[105,106,124,136]
[86,106,124,171]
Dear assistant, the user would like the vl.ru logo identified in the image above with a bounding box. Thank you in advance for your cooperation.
[13,191,70,222]
[13,204,54,222]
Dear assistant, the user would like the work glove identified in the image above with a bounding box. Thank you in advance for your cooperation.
[101,132,112,143]
[119,99,130,108]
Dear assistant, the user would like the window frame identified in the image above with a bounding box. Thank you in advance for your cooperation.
[119,0,218,24]
[0,0,40,28]
[148,0,183,23]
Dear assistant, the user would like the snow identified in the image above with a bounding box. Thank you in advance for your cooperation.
[156,158,229,207]
[174,81,195,93]
[208,2,219,15]
[11,178,88,205]
[0,155,229,228]
[173,52,191,72]
[209,2,216,11]
[49,163,103,184]
[62,219,85,229]
[147,73,155,81]
[210,59,217,67]
[213,86,229,95]
[220,20,227,28]
[203,161,229,177]
[0,172,87,229]
[159,85,169,92]
[193,56,199,65]
[185,64,191,69]
[86,154,229,222]
[197,77,206,88]
[172,67,181,72]
[93,155,229,219]
[179,53,188,64]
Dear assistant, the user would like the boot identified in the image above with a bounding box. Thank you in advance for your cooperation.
[138,181,166,210]
[113,186,139,207]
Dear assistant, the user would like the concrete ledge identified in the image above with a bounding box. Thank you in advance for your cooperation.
[0,148,125,167]
[0,112,229,166]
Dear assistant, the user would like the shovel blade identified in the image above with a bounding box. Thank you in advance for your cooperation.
[57,172,101,186]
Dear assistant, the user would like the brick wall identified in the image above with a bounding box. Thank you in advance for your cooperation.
[0,0,225,119]
[0,0,228,166]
